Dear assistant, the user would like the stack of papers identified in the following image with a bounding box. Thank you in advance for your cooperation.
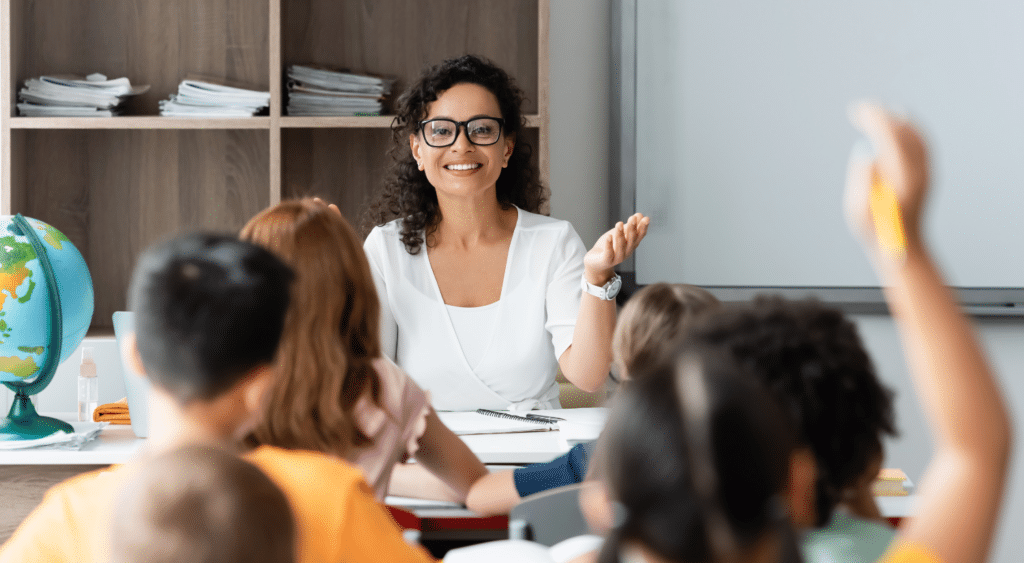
[0,421,108,450]
[17,74,149,117]
[159,79,270,117]
[286,65,394,116]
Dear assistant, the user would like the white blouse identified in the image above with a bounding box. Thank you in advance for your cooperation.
[363,207,587,411]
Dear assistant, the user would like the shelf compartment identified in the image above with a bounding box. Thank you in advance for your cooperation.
[10,0,269,118]
[9,117,273,130]
[10,129,270,331]
[282,0,540,115]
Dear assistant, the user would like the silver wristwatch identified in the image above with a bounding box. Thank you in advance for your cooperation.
[581,273,622,301]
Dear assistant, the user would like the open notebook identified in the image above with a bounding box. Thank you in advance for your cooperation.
[437,408,608,438]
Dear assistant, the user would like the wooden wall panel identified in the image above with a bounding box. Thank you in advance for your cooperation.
[15,130,268,330]
[12,0,268,116]
[282,0,539,114]
[282,128,391,229]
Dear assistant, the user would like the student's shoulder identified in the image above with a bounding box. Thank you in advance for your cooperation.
[0,466,126,561]
[246,445,366,489]
[44,464,128,509]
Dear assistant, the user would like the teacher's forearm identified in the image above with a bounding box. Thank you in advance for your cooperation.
[560,293,616,393]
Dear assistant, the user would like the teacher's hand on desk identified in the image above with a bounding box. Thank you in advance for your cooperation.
[560,213,650,394]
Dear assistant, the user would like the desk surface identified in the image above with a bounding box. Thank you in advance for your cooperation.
[0,413,574,466]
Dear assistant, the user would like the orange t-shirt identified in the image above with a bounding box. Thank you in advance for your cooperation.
[878,542,943,563]
[0,445,435,563]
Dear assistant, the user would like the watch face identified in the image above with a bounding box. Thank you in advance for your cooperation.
[605,276,623,299]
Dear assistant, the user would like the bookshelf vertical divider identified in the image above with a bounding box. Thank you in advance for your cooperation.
[1,0,13,214]
[268,0,283,205]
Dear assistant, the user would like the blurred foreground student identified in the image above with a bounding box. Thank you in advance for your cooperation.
[111,445,296,563]
[685,296,898,562]
[0,234,434,563]
[465,283,720,516]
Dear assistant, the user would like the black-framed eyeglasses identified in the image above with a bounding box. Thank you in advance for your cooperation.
[418,117,505,148]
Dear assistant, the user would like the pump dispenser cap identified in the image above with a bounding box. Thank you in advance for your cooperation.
[80,347,97,378]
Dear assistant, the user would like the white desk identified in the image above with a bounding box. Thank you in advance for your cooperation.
[0,413,575,542]
[0,416,571,467]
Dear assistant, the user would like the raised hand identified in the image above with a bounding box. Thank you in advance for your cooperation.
[845,102,930,264]
[583,213,650,284]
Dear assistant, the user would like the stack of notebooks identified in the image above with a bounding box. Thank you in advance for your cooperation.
[286,65,394,116]
[17,74,149,117]
[159,79,270,117]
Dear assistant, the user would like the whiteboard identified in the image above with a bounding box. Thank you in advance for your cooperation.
[632,1,1024,301]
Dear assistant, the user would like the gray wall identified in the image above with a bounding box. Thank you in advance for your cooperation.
[549,0,612,247]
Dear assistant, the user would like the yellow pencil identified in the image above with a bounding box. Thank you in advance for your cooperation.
[869,174,908,260]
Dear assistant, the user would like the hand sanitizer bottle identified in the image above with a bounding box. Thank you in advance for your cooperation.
[78,347,98,422]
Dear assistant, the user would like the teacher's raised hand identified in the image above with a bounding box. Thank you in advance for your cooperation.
[583,213,651,284]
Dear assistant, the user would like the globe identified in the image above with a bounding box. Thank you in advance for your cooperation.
[0,214,94,440]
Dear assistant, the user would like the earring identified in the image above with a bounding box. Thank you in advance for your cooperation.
[417,160,424,171]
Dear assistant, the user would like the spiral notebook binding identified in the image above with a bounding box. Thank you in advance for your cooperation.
[476,408,553,425]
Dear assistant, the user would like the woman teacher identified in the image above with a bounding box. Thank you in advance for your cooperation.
[361,55,648,411]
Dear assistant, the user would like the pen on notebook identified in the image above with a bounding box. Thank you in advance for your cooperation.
[525,413,564,422]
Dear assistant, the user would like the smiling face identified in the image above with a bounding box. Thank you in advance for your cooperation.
[409,82,516,205]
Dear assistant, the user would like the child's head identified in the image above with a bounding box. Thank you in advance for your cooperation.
[239,199,382,456]
[612,283,720,379]
[684,295,897,526]
[112,445,296,563]
[596,340,798,563]
[128,233,293,405]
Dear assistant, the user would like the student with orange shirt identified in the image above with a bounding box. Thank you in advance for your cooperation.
[0,234,434,563]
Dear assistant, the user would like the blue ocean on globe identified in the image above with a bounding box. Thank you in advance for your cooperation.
[0,216,94,384]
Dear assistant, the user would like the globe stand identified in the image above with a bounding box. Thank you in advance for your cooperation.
[0,214,68,441]
[0,392,72,438]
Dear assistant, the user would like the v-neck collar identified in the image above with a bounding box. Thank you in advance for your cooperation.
[424,206,522,376]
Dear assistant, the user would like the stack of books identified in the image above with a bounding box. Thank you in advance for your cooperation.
[17,74,149,117]
[159,79,270,117]
[286,65,394,116]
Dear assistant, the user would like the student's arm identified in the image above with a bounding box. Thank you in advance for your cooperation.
[559,214,650,393]
[465,470,520,516]
[847,103,1013,563]
[389,410,488,502]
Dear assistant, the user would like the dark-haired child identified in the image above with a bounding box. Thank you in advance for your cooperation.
[684,295,898,563]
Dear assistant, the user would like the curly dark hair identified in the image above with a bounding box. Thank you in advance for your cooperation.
[362,54,547,254]
[684,295,898,527]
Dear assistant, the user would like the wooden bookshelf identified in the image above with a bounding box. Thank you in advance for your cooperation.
[0,0,549,332]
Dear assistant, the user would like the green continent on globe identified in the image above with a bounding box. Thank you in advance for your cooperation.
[0,355,39,379]
[17,345,44,355]
[36,224,69,251]
[0,235,36,310]
[17,275,36,304]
